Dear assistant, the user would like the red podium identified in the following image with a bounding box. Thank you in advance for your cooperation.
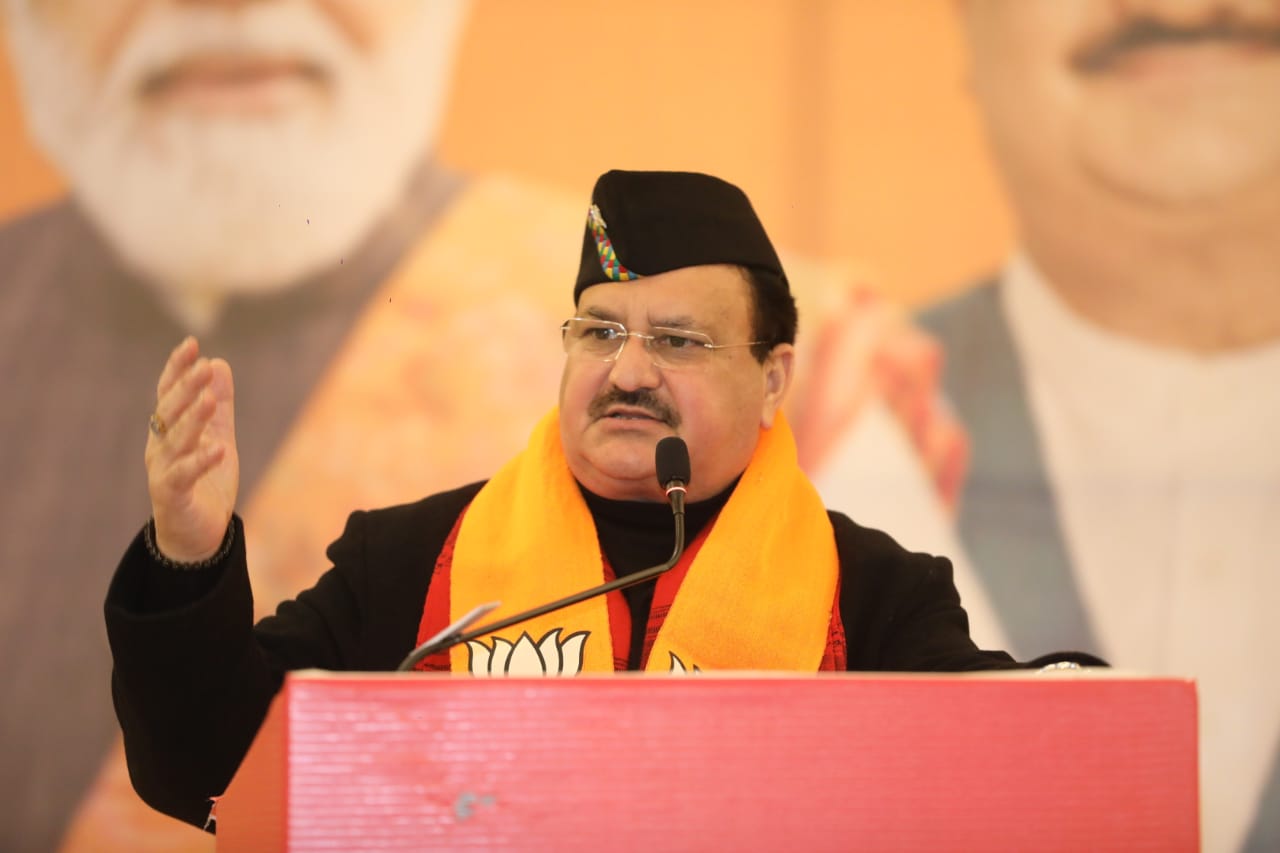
[216,671,1198,851]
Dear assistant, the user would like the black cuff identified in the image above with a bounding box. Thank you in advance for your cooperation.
[143,518,236,571]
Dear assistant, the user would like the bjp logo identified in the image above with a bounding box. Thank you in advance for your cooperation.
[465,628,589,676]
[668,653,702,674]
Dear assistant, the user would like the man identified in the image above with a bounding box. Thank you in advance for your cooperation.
[106,170,1036,832]
[811,2,1280,849]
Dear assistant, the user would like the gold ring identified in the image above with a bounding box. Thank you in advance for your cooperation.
[149,413,167,438]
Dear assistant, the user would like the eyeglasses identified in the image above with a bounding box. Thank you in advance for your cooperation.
[560,317,766,370]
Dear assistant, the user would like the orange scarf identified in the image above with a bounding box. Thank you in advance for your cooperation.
[446,409,839,673]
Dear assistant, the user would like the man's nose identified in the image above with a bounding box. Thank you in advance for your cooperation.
[607,334,662,390]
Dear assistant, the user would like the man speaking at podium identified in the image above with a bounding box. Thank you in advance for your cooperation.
[105,170,1057,832]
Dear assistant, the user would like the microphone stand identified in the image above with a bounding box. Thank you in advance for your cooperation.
[396,436,691,672]
[395,496,686,672]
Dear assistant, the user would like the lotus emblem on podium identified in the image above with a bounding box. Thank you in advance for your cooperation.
[465,628,590,676]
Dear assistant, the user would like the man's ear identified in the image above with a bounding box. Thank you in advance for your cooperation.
[760,343,795,428]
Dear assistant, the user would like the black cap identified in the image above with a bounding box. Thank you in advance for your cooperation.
[574,170,788,302]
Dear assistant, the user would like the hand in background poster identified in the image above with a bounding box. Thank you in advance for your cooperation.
[790,287,968,513]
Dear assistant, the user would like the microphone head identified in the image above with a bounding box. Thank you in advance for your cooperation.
[655,436,691,490]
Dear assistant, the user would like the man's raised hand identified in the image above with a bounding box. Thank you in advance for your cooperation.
[144,337,240,563]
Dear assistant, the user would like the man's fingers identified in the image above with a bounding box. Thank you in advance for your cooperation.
[145,382,218,483]
[153,442,227,495]
[874,328,940,398]
[877,331,943,440]
[791,289,905,472]
[153,357,213,438]
[789,286,967,508]
[916,407,970,513]
[207,358,234,398]
[156,336,199,398]
[158,388,218,458]
[206,358,237,427]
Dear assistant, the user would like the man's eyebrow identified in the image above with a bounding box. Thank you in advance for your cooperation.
[581,306,621,322]
[650,314,703,331]
[579,306,706,330]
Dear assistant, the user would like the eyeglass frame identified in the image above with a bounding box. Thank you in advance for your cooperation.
[559,317,770,369]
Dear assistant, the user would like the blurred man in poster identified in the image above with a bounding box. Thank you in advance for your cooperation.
[811,2,1280,849]
[0,2,494,850]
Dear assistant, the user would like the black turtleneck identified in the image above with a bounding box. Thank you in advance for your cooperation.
[579,479,738,669]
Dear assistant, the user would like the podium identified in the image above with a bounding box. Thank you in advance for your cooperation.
[216,671,1198,851]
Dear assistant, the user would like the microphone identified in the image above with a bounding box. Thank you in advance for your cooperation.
[395,437,690,672]
[655,434,690,516]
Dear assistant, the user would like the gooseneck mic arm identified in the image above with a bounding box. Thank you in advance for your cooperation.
[395,437,691,672]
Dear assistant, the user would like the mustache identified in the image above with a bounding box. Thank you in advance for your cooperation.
[1072,13,1280,73]
[587,388,680,428]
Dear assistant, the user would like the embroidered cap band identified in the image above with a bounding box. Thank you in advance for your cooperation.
[587,204,639,283]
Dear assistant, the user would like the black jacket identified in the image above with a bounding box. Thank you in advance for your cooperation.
[106,480,1023,830]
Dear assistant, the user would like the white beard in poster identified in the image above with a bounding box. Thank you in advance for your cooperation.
[5,0,467,326]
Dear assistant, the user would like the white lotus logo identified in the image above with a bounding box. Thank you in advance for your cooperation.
[465,628,589,676]
[668,652,702,674]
